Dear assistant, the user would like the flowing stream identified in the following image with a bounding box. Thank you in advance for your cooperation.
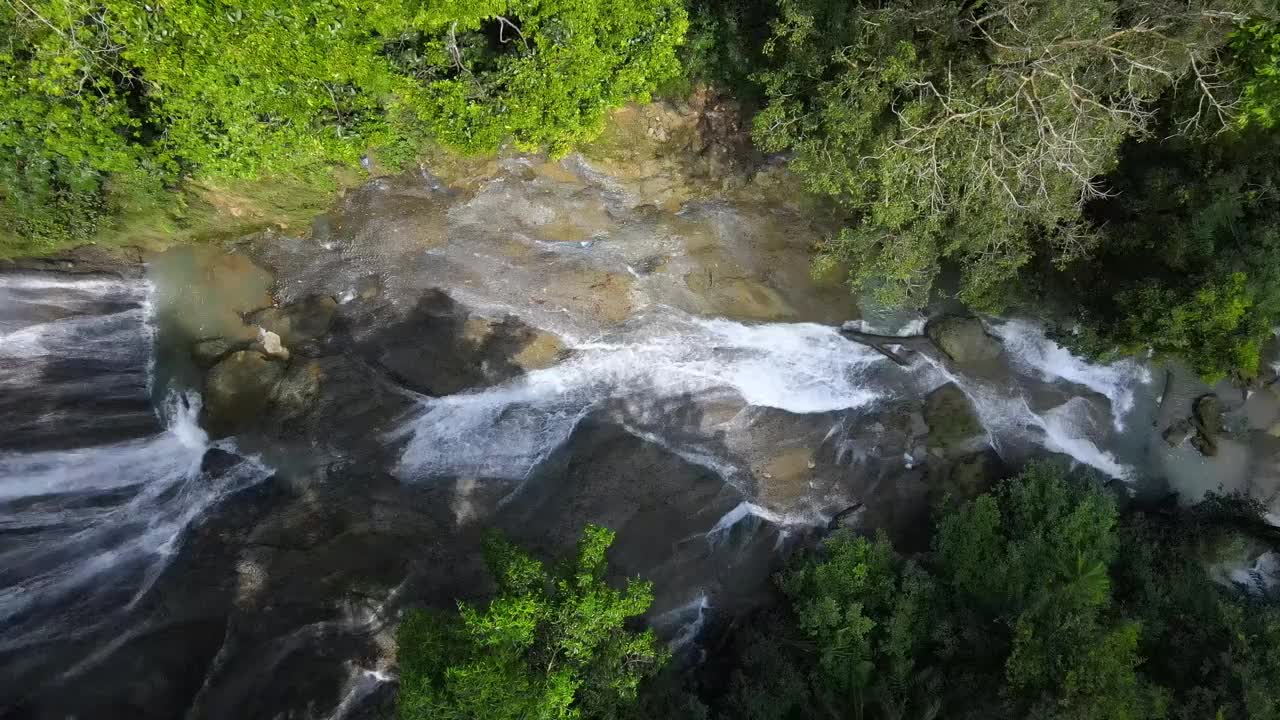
[0,149,1241,719]
[0,273,271,700]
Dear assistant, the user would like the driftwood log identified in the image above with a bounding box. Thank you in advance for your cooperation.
[838,328,942,367]
[826,502,866,531]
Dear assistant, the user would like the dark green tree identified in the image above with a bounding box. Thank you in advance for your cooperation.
[1059,126,1280,380]
[751,0,1271,310]
[720,463,1165,719]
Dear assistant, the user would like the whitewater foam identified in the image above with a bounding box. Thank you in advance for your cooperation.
[992,319,1151,431]
[396,309,886,481]
[0,392,272,652]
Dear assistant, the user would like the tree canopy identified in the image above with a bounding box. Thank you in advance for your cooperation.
[397,525,665,720]
[642,462,1280,720]
[0,0,686,256]
[1056,126,1280,380]
[751,0,1272,310]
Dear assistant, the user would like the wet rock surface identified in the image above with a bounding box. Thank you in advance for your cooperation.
[202,350,287,437]
[923,382,985,452]
[927,315,1002,365]
[340,288,567,397]
[0,244,145,278]
[8,103,1270,720]
[246,294,337,346]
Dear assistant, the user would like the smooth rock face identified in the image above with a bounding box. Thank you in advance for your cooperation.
[246,295,337,346]
[924,383,985,452]
[342,289,566,397]
[191,337,245,369]
[927,315,1002,364]
[202,350,286,436]
[0,244,145,278]
[1162,418,1194,446]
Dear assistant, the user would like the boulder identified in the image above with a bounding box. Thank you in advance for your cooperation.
[926,315,1002,364]
[1191,431,1220,457]
[246,295,337,346]
[347,290,567,396]
[923,383,985,452]
[200,448,243,476]
[1192,394,1224,457]
[191,337,246,370]
[1162,418,1194,447]
[940,448,1004,501]
[269,360,323,422]
[1195,394,1223,436]
[256,328,290,361]
[202,350,286,436]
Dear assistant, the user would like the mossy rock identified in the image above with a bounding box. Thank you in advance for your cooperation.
[202,350,286,437]
[924,383,985,451]
[926,315,1002,364]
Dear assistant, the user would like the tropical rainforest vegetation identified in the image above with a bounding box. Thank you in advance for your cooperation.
[397,525,665,719]
[399,464,1280,720]
[0,0,686,254]
[5,0,1280,377]
[6,0,1280,716]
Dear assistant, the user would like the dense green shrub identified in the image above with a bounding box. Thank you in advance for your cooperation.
[1060,128,1280,380]
[699,463,1280,720]
[397,525,665,720]
[750,0,1271,310]
[0,0,686,257]
[1234,19,1280,128]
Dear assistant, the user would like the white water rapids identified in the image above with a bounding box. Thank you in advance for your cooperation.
[394,304,1155,529]
[0,274,271,660]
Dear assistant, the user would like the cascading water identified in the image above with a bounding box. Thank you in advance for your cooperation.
[0,154,1187,719]
[0,272,271,705]
[396,306,1155,502]
[0,275,159,450]
[395,309,889,487]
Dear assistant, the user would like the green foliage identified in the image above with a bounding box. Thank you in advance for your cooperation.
[751,0,1269,310]
[714,463,1280,720]
[781,531,939,719]
[666,0,773,103]
[0,0,163,253]
[397,525,666,720]
[1060,128,1280,380]
[1113,502,1280,720]
[1234,20,1280,129]
[0,0,686,257]
[391,0,687,156]
[930,463,1156,719]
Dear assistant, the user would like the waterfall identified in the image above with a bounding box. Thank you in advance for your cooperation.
[396,308,1155,510]
[395,308,889,483]
[991,319,1152,431]
[0,273,271,664]
[0,274,158,450]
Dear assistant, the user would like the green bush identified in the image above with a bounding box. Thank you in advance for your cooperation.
[1060,128,1280,381]
[1234,19,1280,129]
[0,0,687,257]
[397,525,666,720]
[707,463,1280,719]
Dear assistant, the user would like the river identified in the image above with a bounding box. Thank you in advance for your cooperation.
[1,134,1275,718]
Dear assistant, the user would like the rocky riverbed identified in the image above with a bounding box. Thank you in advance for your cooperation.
[5,97,1280,718]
